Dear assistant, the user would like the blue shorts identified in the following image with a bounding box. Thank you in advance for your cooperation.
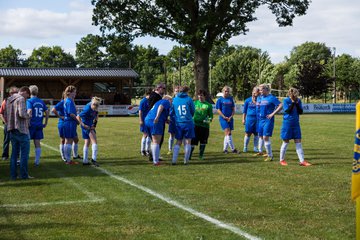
[63,121,78,139]
[175,122,195,140]
[258,118,274,137]
[29,125,44,140]
[168,121,176,134]
[81,127,96,139]
[281,121,301,140]
[245,116,257,134]
[219,117,234,131]
[140,123,146,133]
[58,123,65,138]
[145,120,165,138]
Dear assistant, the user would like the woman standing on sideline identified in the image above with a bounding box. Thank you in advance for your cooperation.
[216,86,238,154]
[242,87,260,153]
[77,97,101,167]
[257,84,282,162]
[63,85,80,165]
[279,88,311,166]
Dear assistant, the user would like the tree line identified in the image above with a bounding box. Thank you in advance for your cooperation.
[1,39,359,103]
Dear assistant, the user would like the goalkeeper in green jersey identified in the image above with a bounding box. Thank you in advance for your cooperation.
[190,89,214,160]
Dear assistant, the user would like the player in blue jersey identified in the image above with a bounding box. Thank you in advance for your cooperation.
[242,87,259,153]
[26,85,49,166]
[279,88,311,166]
[77,97,101,167]
[145,95,172,166]
[257,84,283,161]
[52,93,66,161]
[139,88,152,156]
[216,86,238,154]
[63,85,81,165]
[171,86,195,165]
[167,86,179,155]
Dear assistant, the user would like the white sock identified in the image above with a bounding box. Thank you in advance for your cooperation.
[35,147,41,165]
[145,136,151,152]
[258,138,264,153]
[92,144,98,161]
[280,142,289,161]
[168,136,174,151]
[151,143,160,164]
[72,143,78,157]
[83,146,89,163]
[172,144,181,164]
[254,135,259,151]
[223,136,229,151]
[59,144,65,160]
[244,135,250,148]
[228,135,235,151]
[141,136,146,152]
[65,144,72,162]
[264,139,272,157]
[295,142,305,162]
[184,144,191,163]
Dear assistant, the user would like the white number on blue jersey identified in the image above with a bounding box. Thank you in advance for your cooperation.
[34,107,43,117]
[177,105,187,116]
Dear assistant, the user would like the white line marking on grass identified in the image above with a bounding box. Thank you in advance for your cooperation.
[41,142,261,240]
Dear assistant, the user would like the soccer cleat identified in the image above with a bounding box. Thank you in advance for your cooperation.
[264,156,273,162]
[253,152,264,157]
[62,157,67,162]
[167,151,172,155]
[91,159,99,167]
[243,147,248,153]
[280,160,288,166]
[2,157,8,160]
[223,150,228,154]
[73,155,82,160]
[171,162,177,166]
[83,162,91,166]
[65,161,79,165]
[141,150,146,156]
[184,161,189,165]
[299,160,312,166]
[232,149,239,154]
[153,162,161,166]
[253,148,259,153]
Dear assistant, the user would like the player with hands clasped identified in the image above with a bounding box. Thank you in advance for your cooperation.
[279,88,311,166]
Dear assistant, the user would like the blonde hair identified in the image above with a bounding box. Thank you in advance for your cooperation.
[259,84,270,91]
[91,96,102,105]
[222,86,231,94]
[162,95,173,101]
[288,88,299,98]
[29,85,39,96]
[64,85,76,96]
[252,86,259,94]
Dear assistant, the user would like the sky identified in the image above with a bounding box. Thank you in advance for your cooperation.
[0,0,359,64]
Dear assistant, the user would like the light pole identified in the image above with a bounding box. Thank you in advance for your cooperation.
[333,47,336,103]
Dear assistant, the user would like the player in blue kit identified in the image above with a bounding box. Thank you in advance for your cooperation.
[138,88,152,156]
[257,84,283,161]
[63,85,81,165]
[145,95,172,166]
[216,86,238,154]
[167,86,179,155]
[279,88,311,166]
[26,85,49,166]
[242,87,259,153]
[171,86,195,165]
[77,97,101,167]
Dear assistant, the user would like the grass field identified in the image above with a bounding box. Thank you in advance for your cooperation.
[0,114,355,240]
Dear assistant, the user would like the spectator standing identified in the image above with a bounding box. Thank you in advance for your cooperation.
[6,86,32,180]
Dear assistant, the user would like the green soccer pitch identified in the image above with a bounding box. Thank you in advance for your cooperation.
[0,114,355,239]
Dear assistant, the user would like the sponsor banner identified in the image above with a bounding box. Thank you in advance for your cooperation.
[332,103,356,113]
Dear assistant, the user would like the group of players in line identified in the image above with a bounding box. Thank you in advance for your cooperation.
[139,83,312,167]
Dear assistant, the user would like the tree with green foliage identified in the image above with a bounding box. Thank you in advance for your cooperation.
[0,45,24,67]
[27,46,76,68]
[76,34,106,68]
[92,0,310,94]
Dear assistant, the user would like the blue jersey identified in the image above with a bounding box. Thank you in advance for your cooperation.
[27,97,48,127]
[54,100,65,124]
[243,97,257,117]
[64,97,77,121]
[282,97,302,122]
[79,102,98,126]
[139,97,150,121]
[172,92,195,124]
[216,96,235,118]
[258,94,281,119]
[145,99,171,123]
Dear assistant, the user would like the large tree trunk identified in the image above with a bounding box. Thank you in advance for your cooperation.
[194,47,210,100]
